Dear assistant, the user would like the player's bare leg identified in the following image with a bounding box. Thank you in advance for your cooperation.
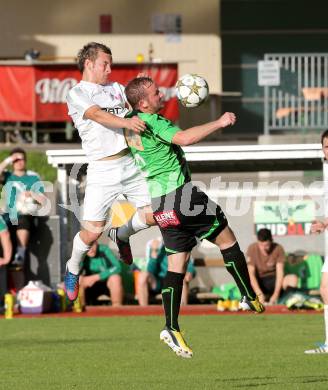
[136,271,151,306]
[107,274,123,307]
[305,272,328,353]
[181,272,192,305]
[13,228,30,266]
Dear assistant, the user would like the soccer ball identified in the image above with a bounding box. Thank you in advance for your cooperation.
[16,193,38,215]
[175,74,209,108]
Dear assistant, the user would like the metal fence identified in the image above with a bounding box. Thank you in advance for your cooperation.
[264,53,328,135]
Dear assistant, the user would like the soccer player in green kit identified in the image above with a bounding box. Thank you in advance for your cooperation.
[123,77,264,358]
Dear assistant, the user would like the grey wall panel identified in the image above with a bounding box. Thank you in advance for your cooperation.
[28,215,61,287]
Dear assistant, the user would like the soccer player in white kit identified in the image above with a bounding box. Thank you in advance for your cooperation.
[305,129,328,353]
[64,42,152,301]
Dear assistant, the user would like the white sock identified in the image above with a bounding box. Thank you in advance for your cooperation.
[66,233,91,275]
[117,212,149,242]
[324,305,328,346]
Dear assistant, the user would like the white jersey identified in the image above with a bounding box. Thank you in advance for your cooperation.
[67,80,129,161]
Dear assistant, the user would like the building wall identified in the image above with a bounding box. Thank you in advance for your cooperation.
[20,33,221,95]
[1,0,220,55]
[1,0,222,128]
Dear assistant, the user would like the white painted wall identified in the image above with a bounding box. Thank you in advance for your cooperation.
[2,0,220,36]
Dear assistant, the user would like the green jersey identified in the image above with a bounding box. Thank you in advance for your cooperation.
[285,254,322,290]
[125,112,191,198]
[82,244,122,281]
[0,215,7,233]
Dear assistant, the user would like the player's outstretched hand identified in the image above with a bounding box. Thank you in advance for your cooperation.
[310,219,326,234]
[125,116,146,133]
[217,112,236,128]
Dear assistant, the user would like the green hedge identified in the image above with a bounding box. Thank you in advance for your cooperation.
[0,151,57,183]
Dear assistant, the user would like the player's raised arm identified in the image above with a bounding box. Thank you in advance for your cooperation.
[172,112,236,146]
[0,155,13,177]
[84,105,146,134]
[0,229,12,266]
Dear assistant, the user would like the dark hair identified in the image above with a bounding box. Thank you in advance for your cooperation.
[321,129,328,145]
[77,42,112,72]
[10,147,26,159]
[257,228,272,242]
[125,77,154,109]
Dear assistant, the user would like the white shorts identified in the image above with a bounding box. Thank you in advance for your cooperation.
[83,154,150,221]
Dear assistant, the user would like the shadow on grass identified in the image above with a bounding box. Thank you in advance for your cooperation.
[216,375,328,387]
[2,337,114,348]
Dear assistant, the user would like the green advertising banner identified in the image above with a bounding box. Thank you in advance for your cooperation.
[254,200,315,236]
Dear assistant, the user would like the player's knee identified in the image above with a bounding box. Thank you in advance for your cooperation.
[81,231,101,245]
[145,212,156,226]
[184,272,193,283]
[320,284,328,303]
[108,273,121,287]
[138,271,150,286]
[214,225,236,249]
[283,274,298,289]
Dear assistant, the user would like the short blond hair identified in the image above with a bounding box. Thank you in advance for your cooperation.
[125,77,153,109]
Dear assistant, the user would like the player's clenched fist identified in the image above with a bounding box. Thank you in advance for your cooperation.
[217,112,236,128]
[125,116,146,133]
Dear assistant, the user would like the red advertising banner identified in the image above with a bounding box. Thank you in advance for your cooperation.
[0,63,178,122]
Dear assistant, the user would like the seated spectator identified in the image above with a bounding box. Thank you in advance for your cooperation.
[136,237,196,306]
[284,251,322,292]
[283,251,307,291]
[246,228,285,304]
[79,241,123,307]
[0,148,47,267]
[0,215,13,313]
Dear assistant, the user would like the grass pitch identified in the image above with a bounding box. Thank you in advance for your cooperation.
[1,313,328,390]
